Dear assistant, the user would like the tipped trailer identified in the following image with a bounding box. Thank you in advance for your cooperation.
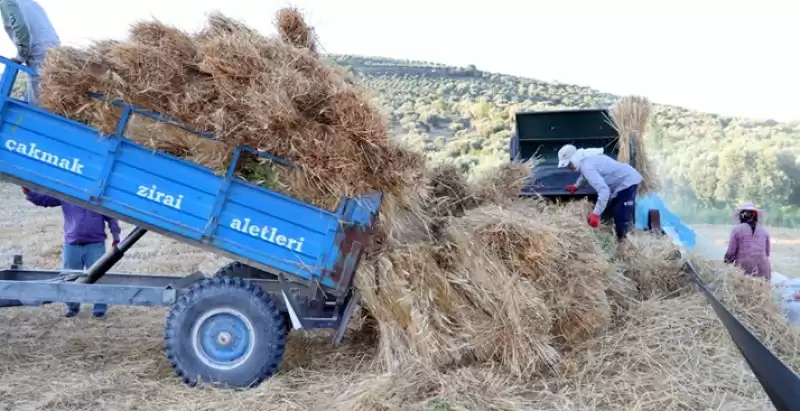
[0,57,383,389]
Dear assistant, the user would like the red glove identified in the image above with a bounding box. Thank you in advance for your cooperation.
[587,213,600,228]
[566,185,577,194]
[112,239,119,247]
[21,187,29,195]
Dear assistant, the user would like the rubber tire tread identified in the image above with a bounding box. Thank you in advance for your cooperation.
[213,262,293,331]
[164,275,286,389]
[214,261,278,280]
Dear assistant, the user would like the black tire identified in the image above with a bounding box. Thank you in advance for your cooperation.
[214,261,278,280]
[213,262,293,331]
[164,275,286,389]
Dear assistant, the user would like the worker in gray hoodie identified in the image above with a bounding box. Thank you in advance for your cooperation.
[557,144,643,241]
[0,0,60,105]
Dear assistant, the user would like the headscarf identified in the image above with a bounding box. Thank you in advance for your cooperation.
[733,202,765,235]
[569,147,605,169]
[739,210,758,234]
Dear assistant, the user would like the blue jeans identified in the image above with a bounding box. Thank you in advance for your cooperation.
[63,242,108,314]
[609,184,638,241]
[23,54,45,106]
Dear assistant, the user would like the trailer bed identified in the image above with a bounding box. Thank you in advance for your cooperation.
[0,58,381,293]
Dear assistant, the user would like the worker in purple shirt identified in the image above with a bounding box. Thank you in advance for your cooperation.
[724,202,772,281]
[21,187,121,318]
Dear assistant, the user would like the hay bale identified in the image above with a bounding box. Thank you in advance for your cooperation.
[469,160,535,206]
[355,193,601,377]
[125,114,231,170]
[354,241,560,377]
[36,9,425,211]
[421,159,534,218]
[609,95,660,195]
[276,7,318,53]
[422,163,478,217]
[616,233,693,299]
[447,201,614,350]
[128,20,199,62]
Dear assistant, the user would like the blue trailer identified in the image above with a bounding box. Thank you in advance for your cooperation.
[0,57,383,389]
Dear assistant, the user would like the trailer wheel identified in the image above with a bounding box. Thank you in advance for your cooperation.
[214,261,278,280]
[164,275,286,389]
[213,261,293,331]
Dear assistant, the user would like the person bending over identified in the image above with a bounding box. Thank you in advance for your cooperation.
[557,144,643,241]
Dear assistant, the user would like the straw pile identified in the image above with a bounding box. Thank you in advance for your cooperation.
[4,188,797,411]
[356,184,800,408]
[356,160,628,378]
[36,8,425,211]
[697,258,800,361]
[324,214,800,410]
[615,233,693,300]
[422,160,534,218]
[609,95,660,195]
[560,293,768,410]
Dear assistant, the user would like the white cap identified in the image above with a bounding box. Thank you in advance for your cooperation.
[557,144,577,168]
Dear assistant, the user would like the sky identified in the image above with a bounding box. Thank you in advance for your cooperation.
[6,0,798,121]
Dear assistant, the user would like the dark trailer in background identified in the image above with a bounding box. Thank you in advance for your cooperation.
[510,108,661,228]
[510,108,623,202]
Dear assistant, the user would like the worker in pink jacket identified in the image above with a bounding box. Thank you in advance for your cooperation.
[723,203,772,280]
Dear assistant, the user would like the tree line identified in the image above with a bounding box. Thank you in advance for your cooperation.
[330,55,800,228]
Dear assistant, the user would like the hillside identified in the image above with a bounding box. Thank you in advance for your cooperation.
[10,53,799,226]
[329,55,800,227]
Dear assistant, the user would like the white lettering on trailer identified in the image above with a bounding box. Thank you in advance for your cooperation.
[136,185,184,210]
[229,218,305,253]
[4,139,85,174]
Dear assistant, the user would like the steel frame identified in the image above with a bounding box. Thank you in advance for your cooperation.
[0,226,357,344]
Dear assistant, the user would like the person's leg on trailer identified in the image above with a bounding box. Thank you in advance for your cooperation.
[24,54,46,106]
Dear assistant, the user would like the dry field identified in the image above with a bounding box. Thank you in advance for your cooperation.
[1,9,789,410]
[691,223,800,277]
[0,181,384,411]
[0,180,785,411]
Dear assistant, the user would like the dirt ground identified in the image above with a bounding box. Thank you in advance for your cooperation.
[691,223,800,277]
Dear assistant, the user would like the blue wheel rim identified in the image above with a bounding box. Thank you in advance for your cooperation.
[191,308,255,370]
